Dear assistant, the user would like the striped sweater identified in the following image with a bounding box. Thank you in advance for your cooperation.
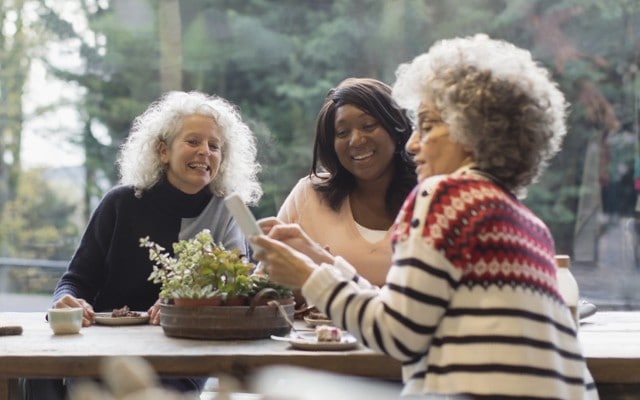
[302,167,598,399]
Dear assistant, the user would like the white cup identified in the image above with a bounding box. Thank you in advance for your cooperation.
[48,307,83,335]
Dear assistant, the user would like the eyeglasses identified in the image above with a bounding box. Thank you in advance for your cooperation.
[414,118,448,142]
[406,109,447,141]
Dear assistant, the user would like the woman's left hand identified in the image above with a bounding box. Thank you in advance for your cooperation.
[252,234,317,289]
[266,223,334,265]
[147,299,162,325]
[257,216,283,234]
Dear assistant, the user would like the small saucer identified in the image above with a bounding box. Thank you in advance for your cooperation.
[303,316,333,327]
[271,332,359,351]
[94,312,149,326]
[578,300,597,320]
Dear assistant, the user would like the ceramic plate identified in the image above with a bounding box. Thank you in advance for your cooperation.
[271,332,358,351]
[303,315,333,327]
[579,300,597,320]
[94,312,149,326]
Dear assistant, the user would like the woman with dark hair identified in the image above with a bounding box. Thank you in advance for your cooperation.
[261,77,415,286]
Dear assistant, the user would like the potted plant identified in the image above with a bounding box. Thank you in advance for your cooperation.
[141,229,293,307]
[248,275,294,306]
[140,229,296,339]
[141,229,253,306]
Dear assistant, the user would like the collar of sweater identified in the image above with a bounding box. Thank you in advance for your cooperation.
[145,176,213,218]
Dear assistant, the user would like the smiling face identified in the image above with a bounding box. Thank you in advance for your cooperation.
[333,104,396,184]
[160,114,223,194]
[405,102,472,181]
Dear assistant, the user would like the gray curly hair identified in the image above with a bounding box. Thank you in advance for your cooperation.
[117,91,262,205]
[392,34,568,193]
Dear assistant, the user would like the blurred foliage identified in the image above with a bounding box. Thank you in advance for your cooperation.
[2,0,638,259]
[7,267,63,294]
[0,169,79,259]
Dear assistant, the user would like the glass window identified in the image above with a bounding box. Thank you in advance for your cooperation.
[1,0,639,310]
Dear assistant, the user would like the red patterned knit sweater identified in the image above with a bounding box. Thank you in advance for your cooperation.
[302,166,598,399]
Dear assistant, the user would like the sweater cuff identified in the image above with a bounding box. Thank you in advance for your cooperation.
[332,256,357,279]
[301,257,352,307]
[333,255,376,289]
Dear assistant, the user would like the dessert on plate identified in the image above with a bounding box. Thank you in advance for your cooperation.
[111,305,141,318]
[315,325,342,342]
[309,311,329,320]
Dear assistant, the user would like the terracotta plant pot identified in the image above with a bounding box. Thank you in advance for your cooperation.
[223,296,249,306]
[173,297,223,307]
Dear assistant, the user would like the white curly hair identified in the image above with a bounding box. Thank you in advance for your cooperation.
[393,33,569,193]
[117,91,262,205]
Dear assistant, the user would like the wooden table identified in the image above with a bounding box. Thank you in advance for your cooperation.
[0,312,401,400]
[0,311,638,399]
[578,311,640,395]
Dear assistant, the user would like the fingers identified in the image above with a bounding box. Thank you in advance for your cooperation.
[55,295,95,326]
[55,294,82,309]
[252,234,291,260]
[257,217,282,234]
[252,262,268,277]
[267,223,307,241]
[148,300,162,325]
[251,235,315,288]
[77,299,95,326]
[265,224,334,265]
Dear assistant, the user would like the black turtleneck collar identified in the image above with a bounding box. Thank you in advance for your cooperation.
[145,175,213,218]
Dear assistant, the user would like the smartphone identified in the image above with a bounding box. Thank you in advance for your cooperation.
[224,193,263,252]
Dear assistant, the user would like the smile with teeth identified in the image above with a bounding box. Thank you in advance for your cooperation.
[351,151,374,161]
[188,162,210,171]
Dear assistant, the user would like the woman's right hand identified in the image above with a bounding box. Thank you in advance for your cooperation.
[254,218,285,275]
[266,223,334,266]
[252,234,317,289]
[53,294,95,327]
[147,299,162,325]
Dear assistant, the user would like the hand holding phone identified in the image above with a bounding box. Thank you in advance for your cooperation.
[224,193,263,252]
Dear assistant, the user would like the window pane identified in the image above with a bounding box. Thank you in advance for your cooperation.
[1,0,639,311]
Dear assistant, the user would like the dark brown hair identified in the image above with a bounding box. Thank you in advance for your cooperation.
[311,78,416,218]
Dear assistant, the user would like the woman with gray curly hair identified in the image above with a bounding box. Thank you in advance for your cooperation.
[252,35,598,398]
[392,33,567,196]
[34,91,262,398]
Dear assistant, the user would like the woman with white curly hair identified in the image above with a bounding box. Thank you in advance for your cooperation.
[53,90,261,321]
[118,91,261,203]
[29,91,261,397]
[252,35,598,398]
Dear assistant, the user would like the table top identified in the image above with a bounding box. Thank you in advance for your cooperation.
[0,311,639,384]
[0,312,401,380]
[578,311,640,384]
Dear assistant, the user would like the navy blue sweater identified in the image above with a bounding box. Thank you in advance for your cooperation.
[54,178,246,312]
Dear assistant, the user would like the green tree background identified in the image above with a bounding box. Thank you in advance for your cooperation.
[0,169,79,259]
[1,0,639,262]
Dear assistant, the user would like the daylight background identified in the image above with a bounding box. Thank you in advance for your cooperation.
[1,0,639,310]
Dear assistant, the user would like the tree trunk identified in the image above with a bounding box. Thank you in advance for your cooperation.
[158,0,182,92]
[0,0,29,211]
